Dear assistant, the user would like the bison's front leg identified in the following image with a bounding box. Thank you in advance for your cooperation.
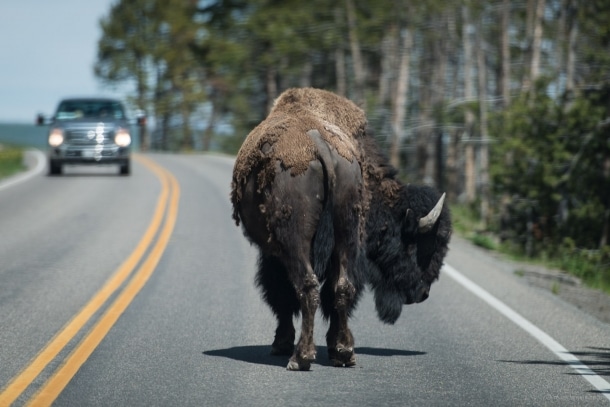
[271,315,295,356]
[287,271,320,371]
[255,255,299,356]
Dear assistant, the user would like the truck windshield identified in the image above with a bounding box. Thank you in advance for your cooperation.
[55,100,126,120]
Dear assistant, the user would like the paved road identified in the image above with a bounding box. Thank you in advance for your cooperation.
[0,153,609,406]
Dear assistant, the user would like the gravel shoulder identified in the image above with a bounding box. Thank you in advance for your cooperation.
[452,235,610,324]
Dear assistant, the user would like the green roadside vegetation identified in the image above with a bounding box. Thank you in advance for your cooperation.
[0,145,25,179]
[451,203,610,295]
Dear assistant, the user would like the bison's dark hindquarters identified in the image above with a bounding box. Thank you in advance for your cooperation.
[240,159,326,371]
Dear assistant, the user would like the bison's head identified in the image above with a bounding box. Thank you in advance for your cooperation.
[369,188,450,324]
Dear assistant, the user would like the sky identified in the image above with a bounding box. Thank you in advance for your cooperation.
[0,1,125,123]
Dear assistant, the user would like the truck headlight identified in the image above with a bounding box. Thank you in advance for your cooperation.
[48,128,64,147]
[114,129,131,147]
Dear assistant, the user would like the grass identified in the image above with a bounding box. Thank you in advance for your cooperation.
[0,145,25,179]
[551,282,561,295]
[450,204,497,251]
[553,244,610,293]
[450,203,610,295]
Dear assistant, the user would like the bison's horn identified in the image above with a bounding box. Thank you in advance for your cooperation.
[418,193,446,233]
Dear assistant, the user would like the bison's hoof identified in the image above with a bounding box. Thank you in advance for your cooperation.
[329,346,356,367]
[286,359,306,371]
[286,352,315,371]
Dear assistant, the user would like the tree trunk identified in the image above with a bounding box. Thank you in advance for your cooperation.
[389,27,412,170]
[416,29,434,186]
[266,66,278,114]
[601,156,610,248]
[202,98,218,151]
[445,9,460,201]
[477,23,490,227]
[431,13,449,188]
[446,129,461,202]
[565,0,578,93]
[556,0,567,81]
[378,24,397,109]
[462,5,476,203]
[160,112,170,151]
[521,0,535,91]
[530,0,545,85]
[335,48,347,97]
[522,0,545,92]
[601,208,610,248]
[181,98,193,150]
[137,58,149,151]
[345,0,365,107]
[299,58,313,88]
[500,0,511,107]
[334,6,347,97]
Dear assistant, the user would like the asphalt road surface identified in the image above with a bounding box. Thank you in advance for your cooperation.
[0,152,609,406]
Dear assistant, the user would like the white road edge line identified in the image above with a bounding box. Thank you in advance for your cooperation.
[0,149,46,192]
[443,263,610,401]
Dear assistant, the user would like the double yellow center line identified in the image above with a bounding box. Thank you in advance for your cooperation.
[0,155,180,406]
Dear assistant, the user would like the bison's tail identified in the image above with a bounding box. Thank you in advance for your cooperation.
[307,130,335,281]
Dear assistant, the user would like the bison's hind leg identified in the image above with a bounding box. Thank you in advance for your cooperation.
[320,153,364,368]
[251,161,325,371]
[286,267,320,371]
[321,274,358,367]
[256,255,299,356]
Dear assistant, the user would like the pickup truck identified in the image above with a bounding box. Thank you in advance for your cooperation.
[41,97,132,175]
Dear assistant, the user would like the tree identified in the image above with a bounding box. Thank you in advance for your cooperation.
[520,0,546,93]
[491,81,610,253]
[345,0,366,107]
[96,0,159,150]
[151,0,205,150]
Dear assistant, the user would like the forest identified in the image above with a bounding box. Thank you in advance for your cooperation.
[95,0,610,289]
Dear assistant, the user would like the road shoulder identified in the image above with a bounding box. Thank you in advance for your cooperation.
[449,235,610,325]
[0,149,46,191]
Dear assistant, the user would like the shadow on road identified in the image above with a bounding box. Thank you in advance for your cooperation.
[203,345,425,368]
[499,347,610,395]
[355,347,426,357]
[500,347,610,377]
[204,345,288,367]
[569,347,610,377]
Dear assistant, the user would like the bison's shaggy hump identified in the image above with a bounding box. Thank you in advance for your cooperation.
[231,87,368,223]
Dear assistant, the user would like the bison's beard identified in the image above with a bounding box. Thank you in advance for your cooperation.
[374,288,404,324]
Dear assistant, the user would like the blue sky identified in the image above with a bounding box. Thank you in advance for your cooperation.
[0,1,124,123]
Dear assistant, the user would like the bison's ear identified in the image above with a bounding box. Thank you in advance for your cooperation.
[404,208,418,235]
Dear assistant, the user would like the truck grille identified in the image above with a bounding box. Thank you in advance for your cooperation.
[65,129,114,145]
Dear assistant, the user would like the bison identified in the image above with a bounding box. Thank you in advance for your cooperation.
[231,88,451,371]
